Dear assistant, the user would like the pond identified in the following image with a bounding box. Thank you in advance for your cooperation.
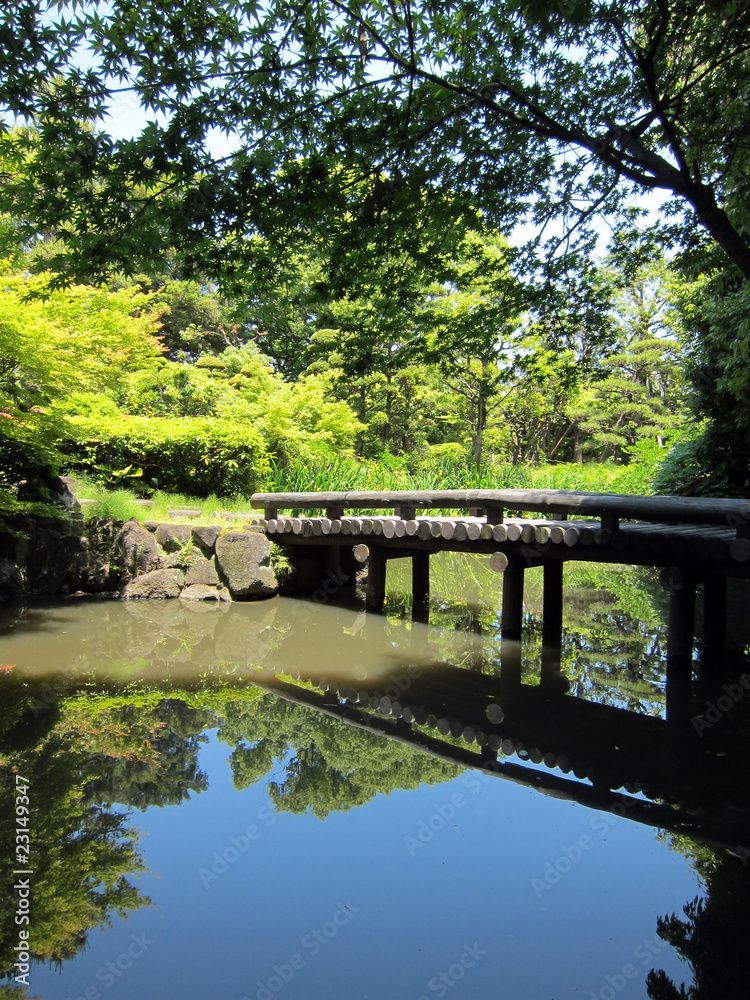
[1,554,749,1000]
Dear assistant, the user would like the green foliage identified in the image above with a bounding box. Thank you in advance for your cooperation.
[0,268,165,399]
[3,2,750,488]
[195,356,226,371]
[426,229,524,466]
[5,3,750,287]
[119,276,237,360]
[0,264,165,508]
[217,695,461,819]
[0,408,61,497]
[661,268,750,494]
[63,414,271,497]
[218,368,365,465]
[119,361,224,418]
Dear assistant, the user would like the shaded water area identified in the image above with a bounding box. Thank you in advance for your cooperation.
[2,554,750,999]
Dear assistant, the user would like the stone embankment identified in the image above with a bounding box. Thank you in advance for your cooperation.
[0,507,277,603]
[112,519,277,601]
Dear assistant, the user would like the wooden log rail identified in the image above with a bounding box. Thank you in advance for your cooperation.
[251,488,750,537]
[250,489,750,665]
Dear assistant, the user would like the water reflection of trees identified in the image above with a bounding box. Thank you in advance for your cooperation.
[0,675,459,980]
[218,694,460,818]
[647,843,750,999]
[0,685,213,979]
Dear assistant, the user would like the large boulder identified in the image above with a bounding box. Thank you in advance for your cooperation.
[122,568,184,599]
[0,557,25,602]
[155,523,191,553]
[185,554,220,587]
[20,519,81,594]
[191,525,221,555]
[114,518,160,582]
[215,532,276,599]
[68,516,124,592]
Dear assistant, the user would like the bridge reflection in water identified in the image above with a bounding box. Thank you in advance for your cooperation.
[252,647,750,859]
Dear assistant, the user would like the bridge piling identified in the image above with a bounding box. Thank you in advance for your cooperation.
[501,560,525,641]
[412,551,430,607]
[542,562,564,651]
[666,571,697,693]
[702,576,728,652]
[365,547,387,611]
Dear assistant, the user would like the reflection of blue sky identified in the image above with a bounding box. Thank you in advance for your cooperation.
[28,726,696,1000]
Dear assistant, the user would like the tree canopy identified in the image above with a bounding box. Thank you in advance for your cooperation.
[2,1,750,493]
[3,1,750,287]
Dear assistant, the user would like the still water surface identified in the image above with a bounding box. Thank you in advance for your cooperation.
[1,554,749,999]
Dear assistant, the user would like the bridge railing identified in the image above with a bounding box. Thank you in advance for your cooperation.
[251,488,750,537]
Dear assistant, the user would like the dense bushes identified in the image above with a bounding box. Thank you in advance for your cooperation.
[63,415,270,496]
[0,252,692,511]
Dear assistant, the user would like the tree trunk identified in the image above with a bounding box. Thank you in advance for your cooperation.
[687,185,750,282]
[355,384,367,456]
[472,394,486,468]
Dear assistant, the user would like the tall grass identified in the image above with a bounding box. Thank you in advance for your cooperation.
[262,454,658,495]
[70,447,663,524]
[72,476,259,523]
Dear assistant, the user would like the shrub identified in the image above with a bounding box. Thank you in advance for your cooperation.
[63,415,270,497]
[195,357,227,370]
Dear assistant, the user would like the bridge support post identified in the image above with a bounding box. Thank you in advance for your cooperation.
[501,559,525,641]
[500,639,522,690]
[412,552,430,607]
[541,561,567,688]
[698,577,729,704]
[702,576,727,652]
[667,571,696,666]
[542,561,564,650]
[366,547,387,611]
[666,571,696,727]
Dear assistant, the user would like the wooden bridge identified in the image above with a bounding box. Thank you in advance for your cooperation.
[250,488,750,668]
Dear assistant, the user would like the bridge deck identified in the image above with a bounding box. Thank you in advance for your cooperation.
[249,489,750,661]
[251,487,750,532]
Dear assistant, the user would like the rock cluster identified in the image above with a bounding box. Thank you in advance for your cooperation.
[0,513,277,603]
[117,521,277,601]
